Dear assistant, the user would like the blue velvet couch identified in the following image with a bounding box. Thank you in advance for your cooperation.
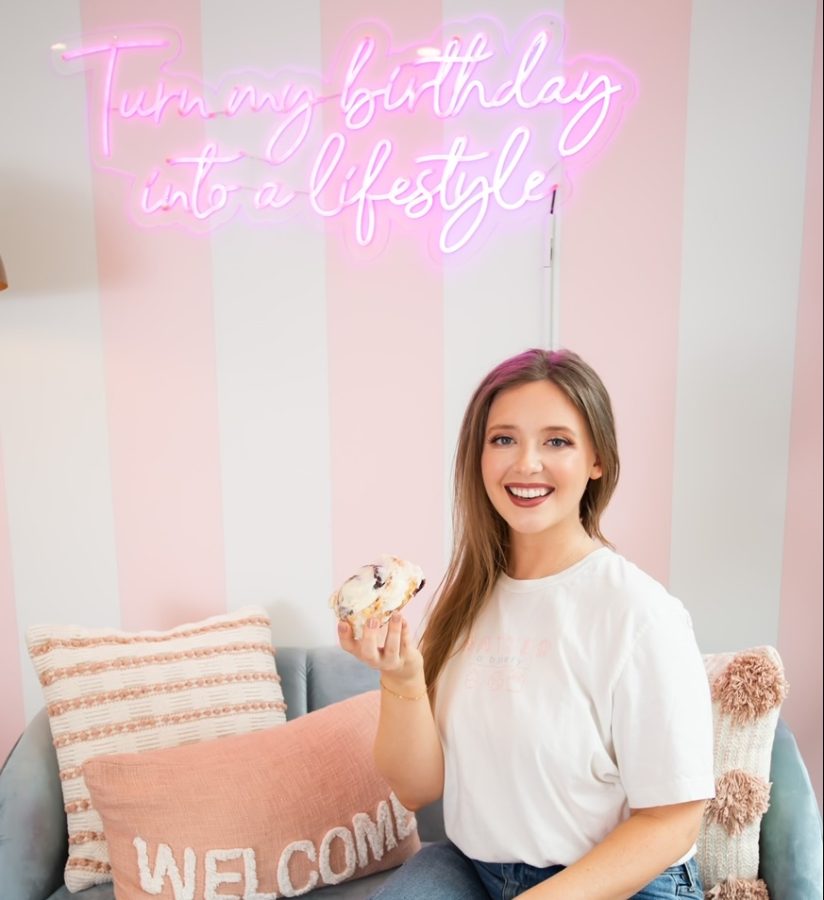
[1,646,821,899]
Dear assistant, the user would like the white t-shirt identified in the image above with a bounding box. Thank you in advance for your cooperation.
[435,547,715,868]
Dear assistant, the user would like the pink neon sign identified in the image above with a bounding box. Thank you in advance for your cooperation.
[55,18,636,255]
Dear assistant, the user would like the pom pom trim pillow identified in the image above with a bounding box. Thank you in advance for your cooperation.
[697,646,788,899]
[83,691,420,900]
[26,607,287,892]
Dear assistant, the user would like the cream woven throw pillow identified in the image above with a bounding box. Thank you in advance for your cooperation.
[26,606,287,893]
[697,646,788,900]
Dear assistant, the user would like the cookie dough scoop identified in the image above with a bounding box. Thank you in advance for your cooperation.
[330,555,425,639]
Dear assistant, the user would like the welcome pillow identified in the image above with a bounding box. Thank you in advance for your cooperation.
[83,691,420,899]
[26,607,286,892]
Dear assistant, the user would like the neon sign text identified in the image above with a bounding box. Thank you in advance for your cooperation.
[57,19,635,254]
[339,32,622,157]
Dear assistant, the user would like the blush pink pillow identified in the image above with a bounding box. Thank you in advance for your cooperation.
[83,691,419,899]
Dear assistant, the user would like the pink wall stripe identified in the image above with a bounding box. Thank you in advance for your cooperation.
[320,0,444,632]
[80,0,226,630]
[0,439,25,761]
[559,0,692,586]
[779,0,823,807]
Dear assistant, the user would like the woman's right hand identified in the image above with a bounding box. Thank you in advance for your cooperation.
[339,613,443,809]
[337,613,425,690]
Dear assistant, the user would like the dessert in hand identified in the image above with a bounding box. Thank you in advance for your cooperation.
[330,555,425,639]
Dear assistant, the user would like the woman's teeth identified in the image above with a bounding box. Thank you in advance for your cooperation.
[508,486,551,499]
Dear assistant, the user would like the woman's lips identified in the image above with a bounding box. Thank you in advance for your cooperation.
[505,485,554,507]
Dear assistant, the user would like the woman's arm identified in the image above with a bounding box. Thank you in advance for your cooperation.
[338,613,444,810]
[520,799,707,900]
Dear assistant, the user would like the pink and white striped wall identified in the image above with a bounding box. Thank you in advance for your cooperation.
[1,0,820,807]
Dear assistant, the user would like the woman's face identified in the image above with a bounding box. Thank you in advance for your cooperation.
[480,380,602,540]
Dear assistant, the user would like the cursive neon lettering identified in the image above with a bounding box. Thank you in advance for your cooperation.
[340,38,379,130]
[339,28,623,155]
[307,127,552,253]
[254,181,295,210]
[141,169,202,216]
[437,34,497,117]
[225,81,314,117]
[490,128,548,211]
[353,139,393,245]
[557,73,623,157]
[63,38,167,157]
[166,144,243,220]
[309,132,347,218]
[119,81,210,124]
[58,18,634,253]
[264,101,314,164]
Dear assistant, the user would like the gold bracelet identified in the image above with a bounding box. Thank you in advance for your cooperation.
[380,679,427,701]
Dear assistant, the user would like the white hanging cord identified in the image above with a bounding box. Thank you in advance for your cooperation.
[541,186,560,350]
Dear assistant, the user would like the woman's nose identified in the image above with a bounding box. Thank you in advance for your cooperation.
[515,445,543,474]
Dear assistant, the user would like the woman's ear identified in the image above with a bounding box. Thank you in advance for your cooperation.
[590,458,603,480]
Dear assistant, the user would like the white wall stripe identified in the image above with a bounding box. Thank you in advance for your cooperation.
[201,0,334,644]
[670,0,818,653]
[0,1,120,719]
[441,0,566,570]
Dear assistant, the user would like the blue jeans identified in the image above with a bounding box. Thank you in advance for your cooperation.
[369,840,703,900]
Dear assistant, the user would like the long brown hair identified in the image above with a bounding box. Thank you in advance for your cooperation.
[421,348,620,690]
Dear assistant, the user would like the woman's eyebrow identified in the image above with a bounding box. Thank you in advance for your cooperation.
[485,424,578,434]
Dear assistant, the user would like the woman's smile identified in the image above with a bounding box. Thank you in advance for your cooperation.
[505,484,555,506]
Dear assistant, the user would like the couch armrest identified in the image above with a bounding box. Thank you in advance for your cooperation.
[0,708,67,900]
[760,719,823,899]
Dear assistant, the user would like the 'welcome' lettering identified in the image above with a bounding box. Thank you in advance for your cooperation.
[131,791,416,899]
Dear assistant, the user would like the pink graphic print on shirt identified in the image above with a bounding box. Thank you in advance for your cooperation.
[461,634,550,693]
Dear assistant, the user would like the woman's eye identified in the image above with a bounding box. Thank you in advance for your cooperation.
[547,437,570,448]
[491,435,514,446]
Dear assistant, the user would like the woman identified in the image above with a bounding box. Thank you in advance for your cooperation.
[338,348,715,899]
